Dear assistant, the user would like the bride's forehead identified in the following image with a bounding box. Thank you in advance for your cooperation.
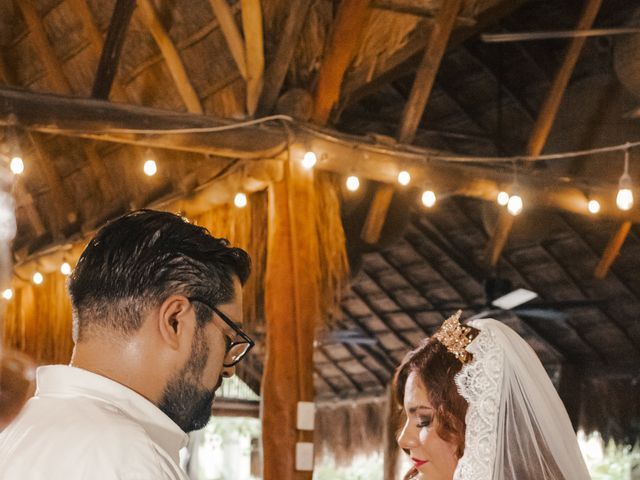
[404,371,432,407]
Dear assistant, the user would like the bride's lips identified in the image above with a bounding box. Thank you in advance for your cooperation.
[411,457,429,468]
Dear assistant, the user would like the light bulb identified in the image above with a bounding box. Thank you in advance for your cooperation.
[346,176,360,192]
[2,288,12,300]
[60,262,72,276]
[302,151,317,170]
[507,194,523,216]
[616,188,633,211]
[32,272,43,285]
[587,199,601,214]
[397,170,411,186]
[497,191,510,206]
[234,192,247,208]
[143,159,157,176]
[10,156,24,175]
[421,190,436,208]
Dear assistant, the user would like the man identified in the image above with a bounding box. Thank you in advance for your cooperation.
[0,210,253,479]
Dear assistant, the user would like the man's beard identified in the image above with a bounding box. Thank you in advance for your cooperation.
[158,326,221,432]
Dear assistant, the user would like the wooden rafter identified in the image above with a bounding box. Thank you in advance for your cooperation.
[15,1,78,234]
[361,0,463,245]
[90,0,136,99]
[209,0,248,80]
[137,0,203,114]
[256,0,313,115]
[485,0,603,268]
[240,0,264,116]
[311,0,372,125]
[594,221,632,280]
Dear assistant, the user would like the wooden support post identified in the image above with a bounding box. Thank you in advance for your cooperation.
[594,221,632,279]
[91,0,136,99]
[311,0,371,125]
[241,0,264,116]
[485,0,603,268]
[256,0,313,116]
[209,0,248,80]
[362,0,462,245]
[137,0,203,114]
[262,160,319,480]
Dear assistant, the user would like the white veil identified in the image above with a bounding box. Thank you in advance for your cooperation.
[453,318,591,480]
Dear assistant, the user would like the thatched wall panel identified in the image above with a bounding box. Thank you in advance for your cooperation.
[118,18,162,82]
[85,0,116,31]
[160,0,217,45]
[32,0,62,17]
[5,38,43,86]
[41,1,86,63]
[124,61,187,111]
[202,79,246,118]
[61,47,100,97]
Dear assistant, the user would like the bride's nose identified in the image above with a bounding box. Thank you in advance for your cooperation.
[397,418,418,449]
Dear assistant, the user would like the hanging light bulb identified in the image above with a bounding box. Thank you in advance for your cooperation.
[32,272,43,285]
[421,190,437,208]
[397,170,411,186]
[616,147,634,211]
[497,191,510,206]
[2,288,12,300]
[234,192,248,208]
[10,156,24,175]
[143,159,157,176]
[302,151,317,170]
[346,175,360,192]
[60,262,72,276]
[507,194,523,216]
[587,199,601,215]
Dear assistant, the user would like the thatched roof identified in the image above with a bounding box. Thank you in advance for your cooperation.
[1,0,639,449]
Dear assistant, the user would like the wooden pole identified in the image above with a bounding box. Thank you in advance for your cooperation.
[91,0,136,99]
[594,221,632,279]
[263,160,319,480]
[485,0,603,268]
[362,0,463,245]
[241,0,264,116]
[209,0,248,80]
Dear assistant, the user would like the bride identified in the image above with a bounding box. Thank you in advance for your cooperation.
[394,311,591,480]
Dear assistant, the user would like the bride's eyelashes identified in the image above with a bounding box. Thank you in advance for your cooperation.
[417,416,432,428]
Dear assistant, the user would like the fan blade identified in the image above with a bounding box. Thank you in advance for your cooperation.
[514,308,568,322]
[491,288,538,310]
[482,28,640,43]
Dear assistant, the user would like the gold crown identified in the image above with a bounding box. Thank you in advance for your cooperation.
[433,310,473,363]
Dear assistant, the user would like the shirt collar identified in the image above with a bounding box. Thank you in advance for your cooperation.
[36,365,189,463]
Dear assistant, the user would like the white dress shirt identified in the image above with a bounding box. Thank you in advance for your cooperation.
[0,365,190,480]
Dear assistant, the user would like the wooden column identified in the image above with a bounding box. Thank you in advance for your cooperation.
[485,0,603,267]
[262,160,319,480]
[241,0,264,116]
[361,0,463,244]
[594,221,632,279]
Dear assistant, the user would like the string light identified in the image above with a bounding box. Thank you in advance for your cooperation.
[497,191,510,206]
[397,170,411,186]
[588,199,601,214]
[234,192,248,208]
[60,262,72,276]
[10,156,24,175]
[302,151,317,170]
[346,175,360,192]
[2,288,12,300]
[421,190,437,208]
[32,272,43,285]
[143,159,157,176]
[616,148,634,211]
[507,194,523,216]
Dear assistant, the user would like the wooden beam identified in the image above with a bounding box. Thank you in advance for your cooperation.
[594,221,632,279]
[256,0,313,116]
[0,87,287,159]
[241,0,264,116]
[362,0,462,245]
[137,0,203,114]
[17,0,72,93]
[90,0,136,99]
[209,0,248,80]
[396,0,463,144]
[485,0,603,268]
[311,0,372,125]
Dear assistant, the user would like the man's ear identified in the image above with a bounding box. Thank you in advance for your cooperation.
[157,295,193,350]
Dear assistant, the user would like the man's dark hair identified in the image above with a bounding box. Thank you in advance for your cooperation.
[68,209,251,341]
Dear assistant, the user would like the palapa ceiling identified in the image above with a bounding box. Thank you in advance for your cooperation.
[0,0,639,441]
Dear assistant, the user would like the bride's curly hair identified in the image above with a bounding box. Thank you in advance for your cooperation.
[393,332,478,479]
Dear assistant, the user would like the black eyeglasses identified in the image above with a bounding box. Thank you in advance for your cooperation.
[188,297,254,367]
